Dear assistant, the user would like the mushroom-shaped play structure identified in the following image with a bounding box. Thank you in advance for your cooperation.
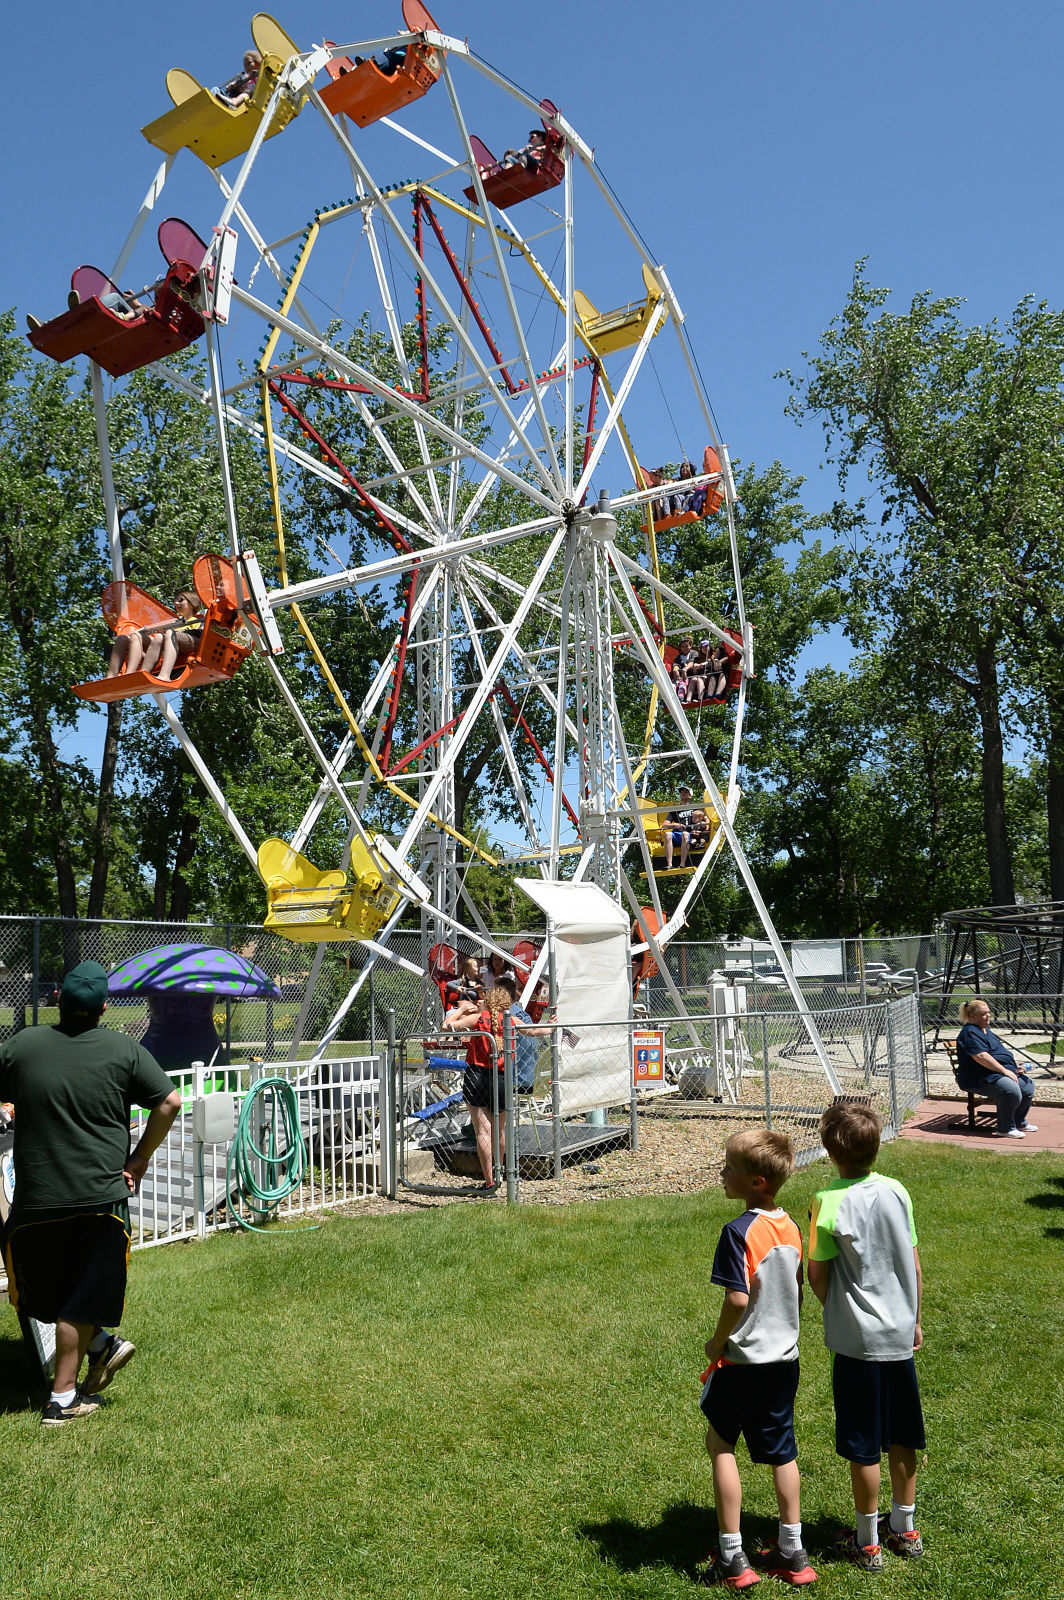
[107,942,280,1071]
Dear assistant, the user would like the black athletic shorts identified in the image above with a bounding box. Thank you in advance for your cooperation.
[832,1352,926,1464]
[6,1208,131,1328]
[700,1359,799,1465]
[462,1064,502,1112]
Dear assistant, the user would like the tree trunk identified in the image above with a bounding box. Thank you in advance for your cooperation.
[168,811,201,923]
[86,702,123,919]
[973,643,1015,906]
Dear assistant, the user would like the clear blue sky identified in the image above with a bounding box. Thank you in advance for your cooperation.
[3,0,1061,758]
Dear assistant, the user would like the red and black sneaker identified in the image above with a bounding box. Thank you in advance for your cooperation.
[698,1548,761,1588]
[753,1543,818,1585]
[877,1516,924,1559]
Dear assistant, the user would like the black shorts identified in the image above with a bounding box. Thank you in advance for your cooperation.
[463,1064,502,1112]
[700,1359,799,1465]
[6,1208,131,1328]
[832,1352,926,1464]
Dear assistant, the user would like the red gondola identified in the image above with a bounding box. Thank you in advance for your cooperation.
[27,218,209,379]
[428,942,461,1009]
[320,0,443,129]
[462,99,565,211]
[662,627,747,709]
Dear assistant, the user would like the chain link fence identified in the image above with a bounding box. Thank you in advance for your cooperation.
[0,915,427,1062]
[393,995,927,1199]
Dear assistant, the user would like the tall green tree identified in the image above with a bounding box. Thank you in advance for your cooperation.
[785,267,1064,904]
[0,315,108,917]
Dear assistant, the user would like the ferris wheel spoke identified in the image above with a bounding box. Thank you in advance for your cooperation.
[453,584,546,854]
[572,298,668,504]
[458,566,578,744]
[234,282,560,513]
[395,525,567,856]
[317,116,560,497]
[360,195,448,531]
[442,61,563,495]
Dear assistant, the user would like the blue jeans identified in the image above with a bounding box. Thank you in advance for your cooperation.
[982,1071,1034,1134]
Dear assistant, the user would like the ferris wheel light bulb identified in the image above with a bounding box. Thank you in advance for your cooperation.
[589,490,617,543]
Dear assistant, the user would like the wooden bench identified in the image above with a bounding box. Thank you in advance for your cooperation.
[944,1041,996,1129]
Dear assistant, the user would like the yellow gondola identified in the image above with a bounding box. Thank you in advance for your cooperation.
[635,798,721,877]
[573,264,666,358]
[258,837,401,943]
[142,14,305,169]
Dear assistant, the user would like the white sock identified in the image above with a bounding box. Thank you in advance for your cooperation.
[778,1522,802,1557]
[87,1329,111,1354]
[856,1511,879,1548]
[50,1387,77,1407]
[889,1499,915,1535]
[719,1531,743,1561]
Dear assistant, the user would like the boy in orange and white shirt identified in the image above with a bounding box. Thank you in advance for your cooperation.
[699,1129,816,1589]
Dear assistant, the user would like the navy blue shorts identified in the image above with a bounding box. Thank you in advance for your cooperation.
[6,1208,131,1328]
[700,1359,799,1465]
[832,1353,926,1464]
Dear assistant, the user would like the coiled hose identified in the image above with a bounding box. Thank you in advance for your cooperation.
[225,1075,308,1232]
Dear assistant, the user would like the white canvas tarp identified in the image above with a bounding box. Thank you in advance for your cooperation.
[516,880,632,1114]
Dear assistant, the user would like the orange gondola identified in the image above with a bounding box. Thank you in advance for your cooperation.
[27,218,208,379]
[320,0,443,128]
[73,554,258,703]
[639,445,725,533]
[462,98,565,211]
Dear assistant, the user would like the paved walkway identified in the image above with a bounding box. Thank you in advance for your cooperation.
[900,1095,1064,1153]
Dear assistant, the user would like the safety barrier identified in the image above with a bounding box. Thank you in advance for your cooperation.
[391,996,926,1200]
[128,1055,381,1249]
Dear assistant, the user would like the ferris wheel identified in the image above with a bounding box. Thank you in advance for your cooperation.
[32,6,837,1081]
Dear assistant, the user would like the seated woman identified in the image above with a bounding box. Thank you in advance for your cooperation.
[479,950,515,990]
[955,999,1038,1139]
[156,588,205,681]
[684,647,707,703]
[105,585,203,682]
[217,49,262,107]
[663,786,694,869]
[702,642,730,700]
[669,661,688,703]
[665,459,698,517]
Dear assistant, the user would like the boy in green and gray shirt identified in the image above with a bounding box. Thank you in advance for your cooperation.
[808,1101,925,1572]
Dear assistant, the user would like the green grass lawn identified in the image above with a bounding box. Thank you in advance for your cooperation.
[2,1141,1061,1600]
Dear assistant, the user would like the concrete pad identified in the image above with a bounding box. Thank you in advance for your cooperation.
[900,1097,1064,1153]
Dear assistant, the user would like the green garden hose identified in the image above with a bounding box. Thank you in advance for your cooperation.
[226,1075,308,1232]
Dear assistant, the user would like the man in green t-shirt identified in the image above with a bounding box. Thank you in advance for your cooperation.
[0,961,181,1425]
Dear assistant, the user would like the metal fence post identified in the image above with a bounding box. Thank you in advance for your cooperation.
[383,1009,397,1199]
[913,992,927,1098]
[762,1014,771,1128]
[192,1059,206,1239]
[31,918,40,1026]
[885,1005,900,1135]
[503,1012,517,1204]
[629,1020,639,1153]
[548,923,562,1180]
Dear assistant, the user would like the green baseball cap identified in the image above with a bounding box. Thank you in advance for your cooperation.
[60,960,108,1013]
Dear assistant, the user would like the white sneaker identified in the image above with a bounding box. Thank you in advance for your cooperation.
[1018,1121,1038,1132]
[997,1128,1025,1139]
